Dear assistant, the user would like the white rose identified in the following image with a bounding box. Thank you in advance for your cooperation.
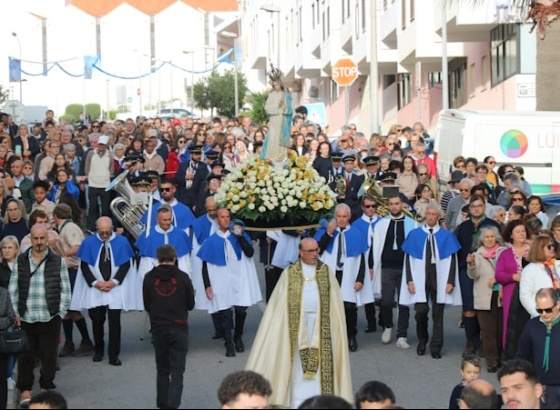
[248,203,255,210]
[299,201,307,209]
[259,206,266,213]
[280,206,288,213]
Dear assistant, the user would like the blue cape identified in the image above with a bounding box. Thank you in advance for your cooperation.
[402,227,461,260]
[141,202,195,229]
[192,214,213,244]
[197,232,251,267]
[134,228,193,258]
[77,234,134,267]
[351,217,382,237]
[314,227,368,257]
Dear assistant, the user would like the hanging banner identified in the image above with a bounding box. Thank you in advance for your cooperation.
[9,58,21,82]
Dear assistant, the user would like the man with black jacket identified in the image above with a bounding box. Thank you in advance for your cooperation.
[143,244,195,410]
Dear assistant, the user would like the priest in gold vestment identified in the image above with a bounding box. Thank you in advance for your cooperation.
[245,238,353,408]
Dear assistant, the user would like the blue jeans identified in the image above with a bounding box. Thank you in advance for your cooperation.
[152,330,189,409]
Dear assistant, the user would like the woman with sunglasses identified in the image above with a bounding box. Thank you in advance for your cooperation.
[222,141,240,172]
[507,189,527,210]
[495,220,531,359]
[520,235,560,319]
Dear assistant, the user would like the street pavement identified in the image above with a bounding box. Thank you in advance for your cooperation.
[23,264,503,409]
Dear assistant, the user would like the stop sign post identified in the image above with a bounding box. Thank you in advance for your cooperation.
[332,58,358,124]
[332,58,358,87]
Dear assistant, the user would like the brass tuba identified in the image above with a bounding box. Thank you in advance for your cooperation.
[358,175,415,219]
[106,170,147,239]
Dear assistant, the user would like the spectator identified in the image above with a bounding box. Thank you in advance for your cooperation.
[217,370,272,409]
[354,381,396,409]
[498,359,543,410]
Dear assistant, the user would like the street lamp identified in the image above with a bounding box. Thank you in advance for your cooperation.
[12,32,22,103]
[183,51,195,116]
[218,32,239,117]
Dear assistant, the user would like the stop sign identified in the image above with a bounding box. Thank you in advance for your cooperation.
[332,58,358,87]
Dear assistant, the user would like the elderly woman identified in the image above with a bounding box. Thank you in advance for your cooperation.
[3,198,29,244]
[520,234,560,319]
[488,205,506,231]
[495,220,531,359]
[467,226,505,373]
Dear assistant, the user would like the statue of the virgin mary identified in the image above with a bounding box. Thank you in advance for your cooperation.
[260,64,293,164]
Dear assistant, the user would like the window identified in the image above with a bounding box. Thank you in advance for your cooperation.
[491,24,519,86]
[401,0,406,29]
[362,0,367,31]
[383,74,396,89]
[429,72,442,88]
[317,0,321,25]
[323,10,326,41]
[449,58,468,108]
[342,0,345,23]
[469,63,476,97]
[410,0,415,22]
[397,73,412,109]
[330,79,339,102]
[481,55,489,91]
[312,3,315,29]
[355,3,360,38]
[299,7,303,42]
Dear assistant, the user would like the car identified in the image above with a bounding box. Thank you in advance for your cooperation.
[156,108,199,120]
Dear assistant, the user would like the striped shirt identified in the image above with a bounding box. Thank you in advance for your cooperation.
[9,251,71,323]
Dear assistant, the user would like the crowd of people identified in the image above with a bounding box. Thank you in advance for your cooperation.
[0,106,558,409]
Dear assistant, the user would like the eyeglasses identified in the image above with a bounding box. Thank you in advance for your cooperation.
[98,230,112,236]
[363,204,377,209]
[545,244,555,250]
[159,187,173,192]
[536,306,556,314]
[487,161,496,165]
[512,197,524,202]
[418,173,427,176]
[301,248,319,254]
[459,189,470,192]
[91,125,99,129]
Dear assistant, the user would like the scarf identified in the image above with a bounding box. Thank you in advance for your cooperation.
[541,314,560,372]
[543,258,559,290]
[481,244,501,259]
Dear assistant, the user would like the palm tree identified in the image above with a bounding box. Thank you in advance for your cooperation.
[447,0,560,110]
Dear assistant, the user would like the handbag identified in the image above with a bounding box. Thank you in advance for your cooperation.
[0,327,30,354]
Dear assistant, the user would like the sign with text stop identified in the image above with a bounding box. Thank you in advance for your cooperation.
[332,58,358,87]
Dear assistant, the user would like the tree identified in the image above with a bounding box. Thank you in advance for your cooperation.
[193,69,248,118]
[246,90,269,125]
[0,85,9,106]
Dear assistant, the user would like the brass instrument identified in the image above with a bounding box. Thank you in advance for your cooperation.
[334,174,347,196]
[106,171,148,239]
[185,162,194,189]
[358,175,415,218]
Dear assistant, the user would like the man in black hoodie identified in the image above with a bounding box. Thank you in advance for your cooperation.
[143,244,195,410]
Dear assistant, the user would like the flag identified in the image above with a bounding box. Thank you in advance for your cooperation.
[9,58,21,82]
[83,55,100,79]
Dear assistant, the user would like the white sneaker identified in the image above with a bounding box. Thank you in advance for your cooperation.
[381,328,392,344]
[7,376,14,390]
[396,337,411,349]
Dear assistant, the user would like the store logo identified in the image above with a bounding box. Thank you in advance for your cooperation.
[500,130,528,159]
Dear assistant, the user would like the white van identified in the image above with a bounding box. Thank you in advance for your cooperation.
[434,109,560,195]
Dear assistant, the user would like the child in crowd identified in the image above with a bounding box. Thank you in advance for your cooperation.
[31,180,55,227]
[448,355,481,409]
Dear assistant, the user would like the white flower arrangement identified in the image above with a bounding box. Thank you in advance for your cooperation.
[215,152,337,226]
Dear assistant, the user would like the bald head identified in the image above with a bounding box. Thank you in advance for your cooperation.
[30,224,49,254]
[299,238,319,265]
[460,379,498,409]
[96,216,113,231]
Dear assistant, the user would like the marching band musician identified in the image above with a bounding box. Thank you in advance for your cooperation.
[115,153,145,183]
[174,145,204,208]
[135,205,193,280]
[338,154,364,221]
[70,217,142,366]
[314,203,373,353]
[362,155,383,180]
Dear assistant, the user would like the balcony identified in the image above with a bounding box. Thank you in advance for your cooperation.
[379,0,398,49]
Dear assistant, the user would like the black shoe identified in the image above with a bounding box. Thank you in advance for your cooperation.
[92,353,103,362]
[416,343,426,356]
[109,358,122,366]
[364,325,377,333]
[225,346,236,357]
[348,337,358,352]
[212,332,224,340]
[431,352,442,359]
[234,338,245,353]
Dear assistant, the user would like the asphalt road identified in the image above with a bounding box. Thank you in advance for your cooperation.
[17,264,504,409]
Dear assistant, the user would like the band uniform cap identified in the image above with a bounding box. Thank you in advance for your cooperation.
[131,175,151,186]
[124,154,145,164]
[206,173,222,182]
[143,170,159,180]
[449,170,465,183]
[98,135,110,145]
[342,154,356,163]
[211,161,225,169]
[331,152,344,161]
[188,145,204,153]
[206,150,220,160]
[363,155,380,166]
[377,172,397,182]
